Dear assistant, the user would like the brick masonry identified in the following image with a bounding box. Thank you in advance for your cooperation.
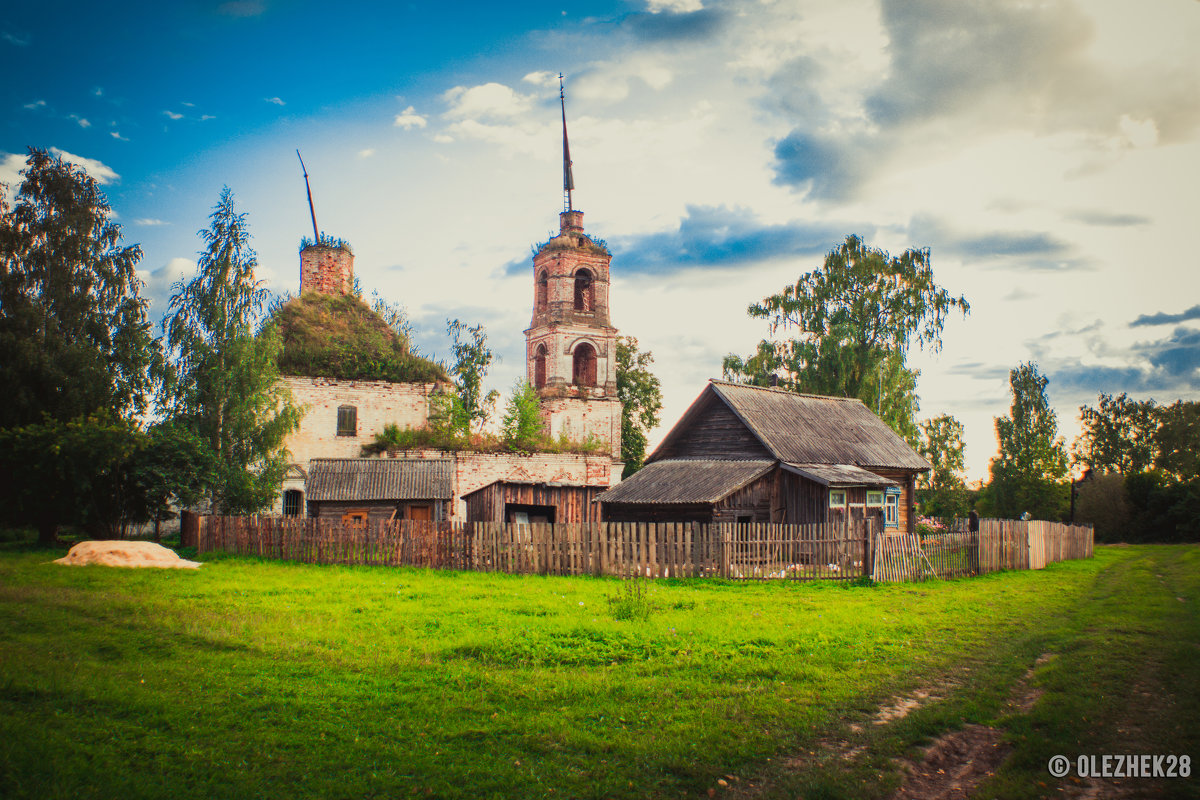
[300,245,354,295]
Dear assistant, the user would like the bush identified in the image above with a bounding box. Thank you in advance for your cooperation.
[607,579,653,621]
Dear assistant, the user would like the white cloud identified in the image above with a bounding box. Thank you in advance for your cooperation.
[110,131,129,142]
[2,31,31,46]
[265,97,286,106]
[163,110,183,120]
[180,101,195,107]
[69,115,91,128]
[522,71,560,88]
[199,114,216,121]
[48,148,119,184]
[134,218,169,226]
[0,152,24,187]
[1117,114,1158,149]
[23,99,46,110]
[645,0,703,11]
[441,83,532,120]
[393,106,427,129]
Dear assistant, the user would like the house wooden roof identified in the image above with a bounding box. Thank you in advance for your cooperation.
[597,460,775,505]
[783,462,899,488]
[306,458,454,502]
[650,380,930,471]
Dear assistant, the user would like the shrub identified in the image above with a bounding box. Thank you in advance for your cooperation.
[607,579,653,621]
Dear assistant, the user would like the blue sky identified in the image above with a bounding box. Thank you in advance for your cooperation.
[5,0,1199,480]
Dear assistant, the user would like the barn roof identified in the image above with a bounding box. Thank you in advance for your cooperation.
[306,458,454,502]
[461,479,596,499]
[597,460,775,505]
[651,381,929,471]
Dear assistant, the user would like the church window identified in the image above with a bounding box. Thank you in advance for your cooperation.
[574,269,594,312]
[283,490,304,517]
[536,270,548,311]
[534,344,548,388]
[337,405,357,437]
[572,342,597,387]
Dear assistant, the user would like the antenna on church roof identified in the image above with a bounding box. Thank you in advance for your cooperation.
[296,149,320,244]
[559,73,575,212]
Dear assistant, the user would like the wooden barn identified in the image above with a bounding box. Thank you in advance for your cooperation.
[305,458,454,524]
[598,381,929,531]
[462,480,604,524]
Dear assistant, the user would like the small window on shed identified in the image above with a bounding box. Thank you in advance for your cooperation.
[342,509,369,527]
[829,490,847,508]
[337,405,357,437]
[866,491,884,507]
[283,490,303,517]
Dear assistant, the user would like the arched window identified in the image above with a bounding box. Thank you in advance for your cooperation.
[536,270,548,311]
[573,269,594,312]
[534,343,548,388]
[283,490,304,517]
[572,342,597,387]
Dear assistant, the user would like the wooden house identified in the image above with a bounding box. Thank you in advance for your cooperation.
[598,381,929,531]
[462,480,604,524]
[305,458,454,524]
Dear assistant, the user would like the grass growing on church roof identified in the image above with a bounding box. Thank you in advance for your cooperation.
[273,292,448,384]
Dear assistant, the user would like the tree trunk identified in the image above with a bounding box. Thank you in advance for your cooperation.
[36,518,58,547]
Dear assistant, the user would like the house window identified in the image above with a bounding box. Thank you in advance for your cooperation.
[573,269,594,311]
[337,405,357,437]
[829,490,847,508]
[572,342,597,387]
[866,491,884,507]
[283,490,303,517]
[341,509,369,527]
[885,493,899,527]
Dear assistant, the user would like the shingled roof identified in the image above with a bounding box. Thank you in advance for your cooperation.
[650,380,929,471]
[598,460,776,505]
[306,458,454,502]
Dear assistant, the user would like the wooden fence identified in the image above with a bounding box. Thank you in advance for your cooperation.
[197,516,876,581]
[872,519,1094,582]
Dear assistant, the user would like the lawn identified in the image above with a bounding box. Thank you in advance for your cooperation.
[0,540,1196,799]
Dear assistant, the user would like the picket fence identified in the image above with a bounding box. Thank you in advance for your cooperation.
[196,515,1092,583]
[871,518,1094,582]
[196,516,875,580]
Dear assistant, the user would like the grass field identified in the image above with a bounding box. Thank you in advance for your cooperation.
[0,540,1196,799]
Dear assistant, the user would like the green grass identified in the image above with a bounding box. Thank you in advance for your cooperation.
[0,541,1196,799]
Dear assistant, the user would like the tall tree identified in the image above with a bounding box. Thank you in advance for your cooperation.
[988,362,1069,520]
[160,188,300,514]
[615,336,663,477]
[1073,393,1158,474]
[917,414,970,523]
[1154,400,1200,482]
[444,318,499,435]
[500,380,548,451]
[723,234,966,442]
[0,148,158,427]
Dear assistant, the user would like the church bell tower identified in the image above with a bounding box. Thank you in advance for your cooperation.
[524,77,622,461]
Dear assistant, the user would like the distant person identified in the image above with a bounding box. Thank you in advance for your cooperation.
[968,509,979,533]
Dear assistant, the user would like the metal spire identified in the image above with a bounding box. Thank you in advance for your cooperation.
[559,73,575,212]
[296,149,320,244]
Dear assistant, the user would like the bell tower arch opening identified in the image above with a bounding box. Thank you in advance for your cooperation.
[573,269,594,312]
[534,343,548,389]
[572,342,597,387]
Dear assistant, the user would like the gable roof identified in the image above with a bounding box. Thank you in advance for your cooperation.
[597,460,775,505]
[306,458,454,502]
[783,462,899,488]
[650,380,929,471]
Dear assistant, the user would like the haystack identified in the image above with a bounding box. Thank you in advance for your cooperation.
[54,540,202,569]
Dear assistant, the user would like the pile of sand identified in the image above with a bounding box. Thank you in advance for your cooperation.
[54,540,202,569]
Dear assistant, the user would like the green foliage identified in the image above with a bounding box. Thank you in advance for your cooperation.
[446,319,500,435]
[160,188,302,514]
[0,148,159,428]
[129,421,219,533]
[298,232,352,252]
[917,414,970,523]
[723,235,966,443]
[1153,400,1200,481]
[606,579,654,621]
[1073,392,1158,474]
[273,292,446,383]
[615,336,663,477]
[988,362,1069,521]
[501,381,549,451]
[1074,472,1130,542]
[0,415,144,543]
[360,412,607,457]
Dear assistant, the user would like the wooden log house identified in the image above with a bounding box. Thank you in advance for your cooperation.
[305,458,454,524]
[598,381,930,532]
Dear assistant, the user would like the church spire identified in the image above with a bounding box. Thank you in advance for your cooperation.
[560,73,575,212]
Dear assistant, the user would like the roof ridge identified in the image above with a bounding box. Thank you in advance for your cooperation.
[708,379,861,402]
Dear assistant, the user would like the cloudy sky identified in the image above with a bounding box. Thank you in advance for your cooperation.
[4,0,1198,480]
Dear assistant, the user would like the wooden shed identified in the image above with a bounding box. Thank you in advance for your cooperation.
[305,458,454,524]
[599,381,928,531]
[462,480,604,524]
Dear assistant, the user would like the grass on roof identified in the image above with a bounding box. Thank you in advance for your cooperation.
[272,292,448,384]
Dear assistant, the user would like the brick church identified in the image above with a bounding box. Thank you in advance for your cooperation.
[274,88,624,524]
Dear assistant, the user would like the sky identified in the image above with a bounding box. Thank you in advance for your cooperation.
[4,0,1199,481]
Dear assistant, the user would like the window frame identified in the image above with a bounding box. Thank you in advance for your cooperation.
[336,405,357,437]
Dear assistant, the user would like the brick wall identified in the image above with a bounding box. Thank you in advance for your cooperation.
[539,396,622,459]
[300,246,354,295]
